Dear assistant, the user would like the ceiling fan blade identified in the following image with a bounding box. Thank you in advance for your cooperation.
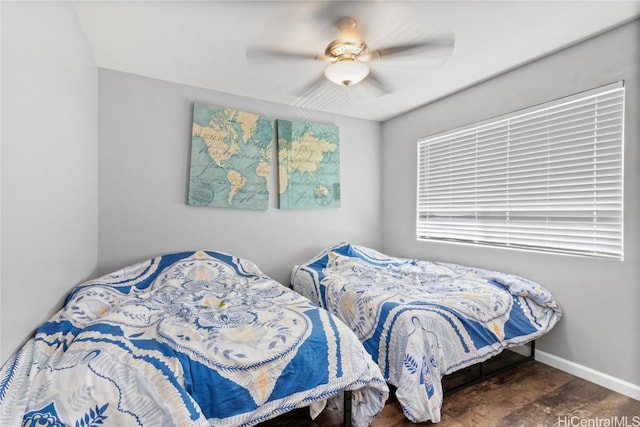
[291,74,330,98]
[368,36,455,62]
[369,56,450,70]
[363,71,392,96]
[246,47,325,65]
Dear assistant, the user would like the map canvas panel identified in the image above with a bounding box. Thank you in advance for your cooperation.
[188,103,273,209]
[277,120,341,210]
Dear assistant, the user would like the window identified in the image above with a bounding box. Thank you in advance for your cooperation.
[417,82,624,260]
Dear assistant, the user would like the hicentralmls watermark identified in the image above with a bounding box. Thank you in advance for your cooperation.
[558,416,640,427]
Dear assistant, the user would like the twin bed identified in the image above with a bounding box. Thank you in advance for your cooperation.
[291,242,562,423]
[0,251,387,427]
[0,244,561,426]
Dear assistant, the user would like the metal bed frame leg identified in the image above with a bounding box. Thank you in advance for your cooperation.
[343,390,352,427]
[529,340,536,360]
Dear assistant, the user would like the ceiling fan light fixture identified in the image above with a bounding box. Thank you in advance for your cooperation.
[324,58,370,86]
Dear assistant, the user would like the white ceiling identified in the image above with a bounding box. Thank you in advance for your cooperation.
[72,1,640,122]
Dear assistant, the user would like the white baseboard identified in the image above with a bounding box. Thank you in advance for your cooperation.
[536,350,640,401]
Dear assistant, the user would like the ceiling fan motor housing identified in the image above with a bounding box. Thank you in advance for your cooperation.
[324,39,369,61]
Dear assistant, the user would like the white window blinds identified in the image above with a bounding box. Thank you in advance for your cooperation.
[417,82,624,260]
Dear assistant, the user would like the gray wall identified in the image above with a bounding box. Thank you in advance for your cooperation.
[381,20,639,386]
[98,70,382,285]
[1,2,99,362]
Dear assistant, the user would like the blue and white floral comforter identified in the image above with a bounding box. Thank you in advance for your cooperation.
[0,250,388,427]
[291,243,562,423]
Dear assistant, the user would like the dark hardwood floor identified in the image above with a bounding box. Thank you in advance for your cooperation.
[261,361,640,427]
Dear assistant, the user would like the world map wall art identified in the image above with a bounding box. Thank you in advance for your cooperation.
[277,119,340,210]
[188,102,340,210]
[188,103,273,209]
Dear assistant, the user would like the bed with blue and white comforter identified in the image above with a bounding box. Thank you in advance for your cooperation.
[0,250,388,427]
[291,243,562,423]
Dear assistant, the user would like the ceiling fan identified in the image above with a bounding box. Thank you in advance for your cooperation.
[247,16,455,94]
